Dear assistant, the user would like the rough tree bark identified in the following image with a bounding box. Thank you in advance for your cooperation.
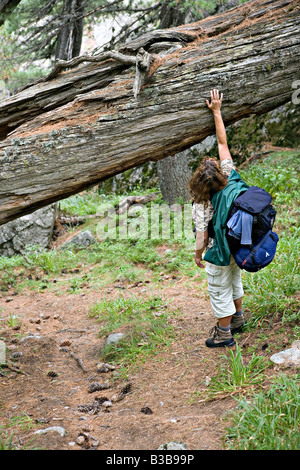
[157,150,193,205]
[0,0,299,225]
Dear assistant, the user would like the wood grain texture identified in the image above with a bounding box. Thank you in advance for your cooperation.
[0,0,299,225]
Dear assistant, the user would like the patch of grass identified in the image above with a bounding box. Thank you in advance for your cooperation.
[6,313,20,329]
[60,190,114,216]
[0,415,40,450]
[224,373,300,450]
[204,345,269,401]
[0,427,16,450]
[4,413,35,431]
[242,231,300,326]
[239,150,299,201]
[25,247,79,274]
[89,294,176,367]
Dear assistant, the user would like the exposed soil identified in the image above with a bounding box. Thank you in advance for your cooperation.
[0,268,245,451]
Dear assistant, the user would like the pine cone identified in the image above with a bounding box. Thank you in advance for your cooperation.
[11,351,23,359]
[78,404,93,413]
[47,371,58,378]
[141,406,153,415]
[121,382,133,395]
[87,382,110,393]
[60,340,71,347]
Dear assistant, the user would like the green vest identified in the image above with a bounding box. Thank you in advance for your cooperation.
[203,169,249,266]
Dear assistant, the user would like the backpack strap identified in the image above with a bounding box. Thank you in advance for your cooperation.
[241,230,272,267]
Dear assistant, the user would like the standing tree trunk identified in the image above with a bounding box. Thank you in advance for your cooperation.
[55,0,85,61]
[157,150,192,205]
[159,0,187,29]
[157,0,192,205]
[0,0,299,225]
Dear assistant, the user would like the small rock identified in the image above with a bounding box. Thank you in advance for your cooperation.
[102,400,113,409]
[62,230,96,249]
[76,432,99,448]
[154,311,163,317]
[158,442,187,450]
[91,439,100,448]
[270,348,300,366]
[105,332,125,346]
[205,376,211,386]
[34,426,66,437]
[40,312,50,320]
[76,434,87,446]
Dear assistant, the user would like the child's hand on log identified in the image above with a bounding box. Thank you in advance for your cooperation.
[206,89,223,113]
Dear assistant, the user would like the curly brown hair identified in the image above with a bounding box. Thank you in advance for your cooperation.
[189,157,228,205]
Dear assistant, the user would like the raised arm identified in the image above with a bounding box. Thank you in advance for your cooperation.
[206,89,232,162]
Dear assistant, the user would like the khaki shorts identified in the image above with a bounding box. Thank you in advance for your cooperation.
[205,255,244,319]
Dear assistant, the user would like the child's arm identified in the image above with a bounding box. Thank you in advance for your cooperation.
[195,230,208,268]
[206,89,232,162]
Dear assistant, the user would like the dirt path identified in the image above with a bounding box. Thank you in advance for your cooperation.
[0,279,236,451]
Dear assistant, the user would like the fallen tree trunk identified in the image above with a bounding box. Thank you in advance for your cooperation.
[0,0,299,225]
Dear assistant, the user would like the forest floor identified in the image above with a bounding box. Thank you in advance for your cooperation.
[0,247,286,452]
[0,272,234,451]
[0,148,299,452]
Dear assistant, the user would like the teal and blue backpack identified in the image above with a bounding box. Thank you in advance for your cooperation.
[202,170,279,272]
[226,186,279,272]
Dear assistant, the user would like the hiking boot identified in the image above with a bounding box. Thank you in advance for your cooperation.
[230,314,246,335]
[205,323,236,348]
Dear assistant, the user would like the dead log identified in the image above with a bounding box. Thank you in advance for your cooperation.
[0,0,299,225]
[117,193,158,214]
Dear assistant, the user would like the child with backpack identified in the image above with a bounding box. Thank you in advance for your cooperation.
[190,89,278,348]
